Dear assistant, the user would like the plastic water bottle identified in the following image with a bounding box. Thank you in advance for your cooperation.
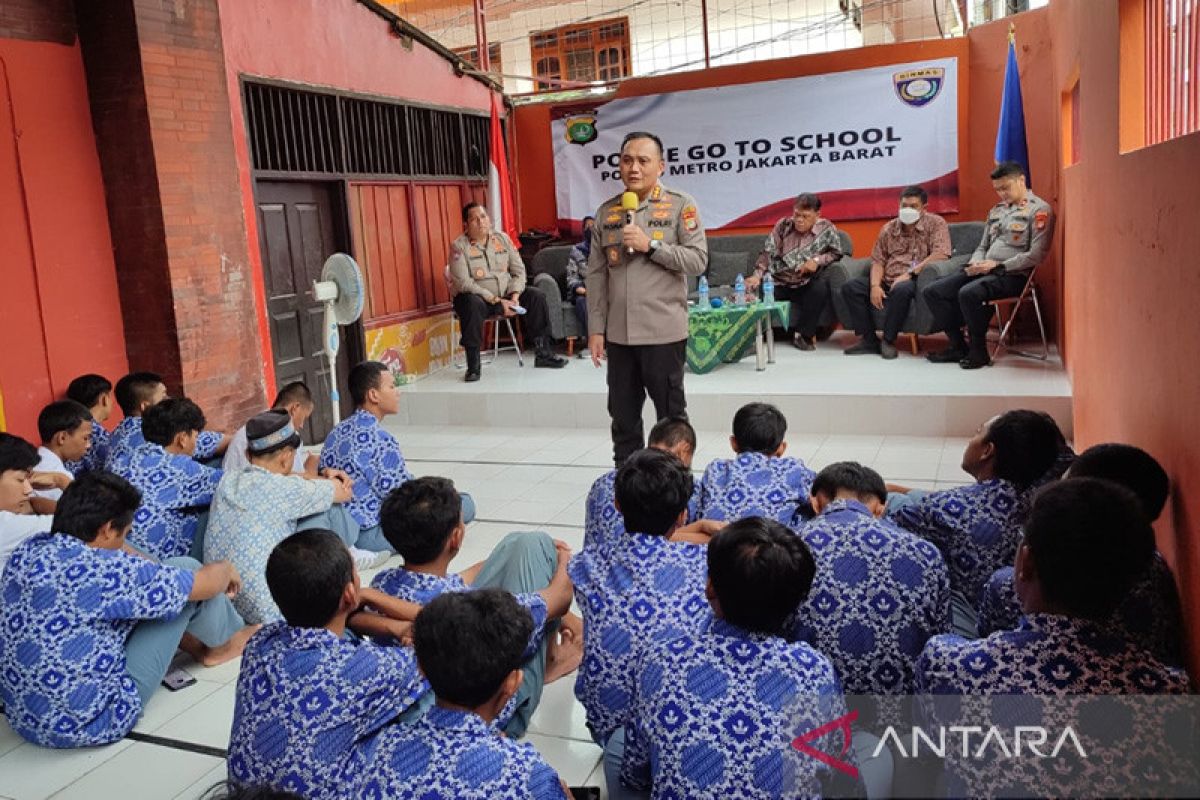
[734,273,746,306]
[698,276,710,309]
[762,273,775,306]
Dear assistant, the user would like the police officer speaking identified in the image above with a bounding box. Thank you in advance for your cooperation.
[586,131,708,466]
[923,160,1056,369]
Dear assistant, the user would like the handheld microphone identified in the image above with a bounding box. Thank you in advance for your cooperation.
[620,192,639,255]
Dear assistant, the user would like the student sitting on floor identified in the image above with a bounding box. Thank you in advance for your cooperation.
[113,398,223,561]
[889,409,1059,635]
[31,400,94,501]
[63,373,115,476]
[352,589,571,800]
[570,448,712,795]
[370,476,577,738]
[0,433,57,574]
[796,462,950,697]
[106,371,227,473]
[222,382,319,477]
[319,361,475,555]
[0,472,253,749]
[916,479,1192,798]
[978,443,1185,664]
[227,530,428,800]
[620,517,856,800]
[697,402,815,528]
[584,416,704,550]
[205,410,373,624]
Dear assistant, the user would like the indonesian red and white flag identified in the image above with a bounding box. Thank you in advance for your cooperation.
[488,93,520,243]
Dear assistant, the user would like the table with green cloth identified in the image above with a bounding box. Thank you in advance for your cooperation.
[686,300,791,374]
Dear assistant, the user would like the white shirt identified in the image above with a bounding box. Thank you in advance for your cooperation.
[222,425,309,475]
[0,511,54,576]
[33,447,72,502]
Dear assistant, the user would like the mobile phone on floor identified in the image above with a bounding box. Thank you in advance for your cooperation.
[162,667,197,691]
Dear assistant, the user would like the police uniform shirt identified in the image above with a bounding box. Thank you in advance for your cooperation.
[585,183,708,346]
[448,231,526,302]
[973,192,1056,275]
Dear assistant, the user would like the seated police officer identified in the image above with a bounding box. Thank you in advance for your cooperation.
[449,203,567,382]
[923,162,1055,369]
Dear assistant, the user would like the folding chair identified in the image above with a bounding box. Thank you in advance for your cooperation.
[987,268,1049,361]
[444,265,525,369]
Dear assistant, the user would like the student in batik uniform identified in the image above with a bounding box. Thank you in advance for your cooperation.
[63,373,115,476]
[584,416,703,551]
[792,462,950,797]
[0,472,251,748]
[0,433,56,575]
[113,398,223,560]
[319,361,475,556]
[569,448,711,798]
[796,462,950,692]
[352,590,570,800]
[977,443,1185,664]
[620,516,857,800]
[889,409,1059,634]
[916,479,1193,798]
[370,476,576,737]
[227,530,427,800]
[105,371,227,473]
[31,400,93,501]
[222,382,320,477]
[206,410,361,624]
[697,402,815,528]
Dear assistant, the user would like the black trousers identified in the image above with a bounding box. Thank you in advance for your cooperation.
[842,275,918,343]
[775,279,829,338]
[607,340,687,466]
[453,288,551,350]
[923,271,1028,351]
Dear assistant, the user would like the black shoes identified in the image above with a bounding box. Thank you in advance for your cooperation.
[843,339,882,355]
[926,347,967,364]
[793,333,816,351]
[534,338,568,368]
[535,353,568,368]
[959,351,992,369]
[880,340,899,360]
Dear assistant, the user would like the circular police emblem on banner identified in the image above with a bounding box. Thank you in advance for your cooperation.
[565,114,598,145]
[893,68,945,107]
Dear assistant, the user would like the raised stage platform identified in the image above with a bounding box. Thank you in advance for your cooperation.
[395,330,1073,439]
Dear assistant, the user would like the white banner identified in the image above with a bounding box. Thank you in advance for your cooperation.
[551,58,959,229]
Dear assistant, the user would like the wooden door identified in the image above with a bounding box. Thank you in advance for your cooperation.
[255,181,358,443]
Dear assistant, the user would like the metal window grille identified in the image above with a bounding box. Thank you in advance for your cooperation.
[242,80,488,178]
[1146,0,1199,145]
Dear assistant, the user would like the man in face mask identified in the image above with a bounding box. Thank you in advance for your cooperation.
[842,186,951,359]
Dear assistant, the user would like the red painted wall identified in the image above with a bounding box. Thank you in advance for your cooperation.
[512,26,1066,339]
[216,0,499,391]
[1046,0,1200,675]
[0,38,128,438]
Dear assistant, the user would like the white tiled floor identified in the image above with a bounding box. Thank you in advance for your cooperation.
[0,423,972,800]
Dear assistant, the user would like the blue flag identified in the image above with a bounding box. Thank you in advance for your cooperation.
[994,39,1031,187]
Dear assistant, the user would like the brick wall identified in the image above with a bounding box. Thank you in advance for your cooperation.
[0,0,75,44]
[76,1,182,394]
[78,0,267,431]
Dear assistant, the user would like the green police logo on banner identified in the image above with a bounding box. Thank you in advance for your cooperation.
[893,68,945,107]
[565,114,598,145]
